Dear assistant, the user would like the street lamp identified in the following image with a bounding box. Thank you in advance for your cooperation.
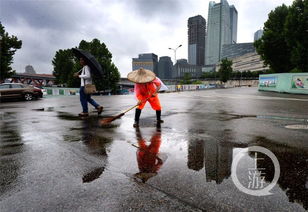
[168,44,182,64]
[168,44,182,81]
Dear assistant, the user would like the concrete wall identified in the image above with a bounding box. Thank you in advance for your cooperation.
[202,80,259,87]
[258,73,308,94]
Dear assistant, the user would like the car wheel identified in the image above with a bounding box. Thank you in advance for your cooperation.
[24,93,33,101]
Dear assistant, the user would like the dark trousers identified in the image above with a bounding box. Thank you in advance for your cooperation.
[79,86,99,113]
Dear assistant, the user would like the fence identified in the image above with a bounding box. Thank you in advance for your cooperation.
[258,73,308,94]
[43,87,79,96]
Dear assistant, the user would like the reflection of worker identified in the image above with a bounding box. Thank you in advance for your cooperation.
[127,68,163,128]
[295,78,304,88]
[134,127,163,183]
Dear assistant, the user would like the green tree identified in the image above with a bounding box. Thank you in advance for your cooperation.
[52,49,76,86]
[285,0,308,72]
[201,71,216,79]
[0,22,22,81]
[52,38,120,92]
[218,58,233,83]
[77,39,120,92]
[180,73,192,84]
[254,5,292,73]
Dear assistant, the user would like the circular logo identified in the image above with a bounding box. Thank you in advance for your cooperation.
[231,146,280,196]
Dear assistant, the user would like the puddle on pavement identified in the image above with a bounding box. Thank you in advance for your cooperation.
[0,105,23,109]
[198,136,308,209]
[82,167,105,183]
[285,124,308,130]
[132,130,308,210]
[57,112,81,121]
[258,115,308,122]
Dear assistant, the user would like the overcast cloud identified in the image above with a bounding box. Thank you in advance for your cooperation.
[0,0,294,77]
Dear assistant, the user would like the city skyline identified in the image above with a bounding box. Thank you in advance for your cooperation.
[1,0,294,77]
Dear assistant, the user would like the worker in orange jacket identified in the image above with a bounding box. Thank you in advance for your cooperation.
[134,127,163,183]
[127,68,163,127]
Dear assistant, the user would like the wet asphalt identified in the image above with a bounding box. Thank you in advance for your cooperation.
[0,87,307,211]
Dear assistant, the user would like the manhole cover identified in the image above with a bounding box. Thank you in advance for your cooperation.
[285,125,308,130]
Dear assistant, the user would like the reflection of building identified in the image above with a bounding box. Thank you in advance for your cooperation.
[187,139,204,171]
[132,53,158,76]
[186,136,233,184]
[254,29,264,41]
[254,138,308,210]
[204,139,233,184]
[173,59,202,78]
[205,0,237,65]
[158,56,173,79]
[188,15,206,66]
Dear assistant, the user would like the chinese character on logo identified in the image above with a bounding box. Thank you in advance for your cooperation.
[247,152,266,189]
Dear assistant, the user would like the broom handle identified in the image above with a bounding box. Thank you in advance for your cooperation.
[121,104,139,114]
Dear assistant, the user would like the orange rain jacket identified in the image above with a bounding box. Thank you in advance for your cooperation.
[134,77,162,110]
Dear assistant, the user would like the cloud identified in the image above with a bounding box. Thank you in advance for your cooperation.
[0,0,294,77]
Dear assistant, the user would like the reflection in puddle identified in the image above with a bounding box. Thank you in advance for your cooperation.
[57,112,81,121]
[0,112,24,195]
[186,135,308,210]
[285,124,308,130]
[253,136,308,209]
[82,167,105,183]
[134,127,167,183]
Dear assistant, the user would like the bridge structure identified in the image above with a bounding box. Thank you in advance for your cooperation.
[8,73,56,87]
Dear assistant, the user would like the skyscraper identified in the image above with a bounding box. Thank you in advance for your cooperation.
[254,29,264,41]
[205,0,238,66]
[230,5,238,44]
[158,56,173,79]
[188,15,206,66]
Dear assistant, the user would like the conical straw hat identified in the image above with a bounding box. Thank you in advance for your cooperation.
[127,67,156,83]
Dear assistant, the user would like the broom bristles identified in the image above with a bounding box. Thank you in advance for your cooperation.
[100,113,124,125]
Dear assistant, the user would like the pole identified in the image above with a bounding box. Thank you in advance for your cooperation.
[168,44,182,64]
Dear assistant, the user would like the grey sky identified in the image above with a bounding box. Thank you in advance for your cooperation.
[0,0,294,77]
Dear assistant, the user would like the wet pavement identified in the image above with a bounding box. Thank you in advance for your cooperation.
[0,87,307,211]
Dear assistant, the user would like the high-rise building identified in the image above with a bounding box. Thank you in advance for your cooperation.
[132,53,158,76]
[254,29,264,41]
[221,43,255,59]
[230,5,238,44]
[188,15,206,66]
[158,56,173,79]
[173,59,202,78]
[205,0,238,66]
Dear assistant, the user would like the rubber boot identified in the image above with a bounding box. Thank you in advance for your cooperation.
[156,110,164,124]
[134,109,141,128]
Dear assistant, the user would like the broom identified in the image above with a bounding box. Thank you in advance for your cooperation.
[100,104,139,125]
[100,94,156,125]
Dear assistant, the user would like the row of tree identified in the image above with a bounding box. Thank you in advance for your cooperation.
[254,0,308,73]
